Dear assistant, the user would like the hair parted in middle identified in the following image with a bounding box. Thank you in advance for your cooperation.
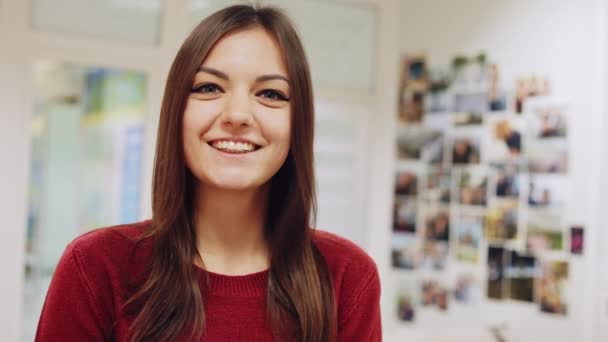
[123,4,337,342]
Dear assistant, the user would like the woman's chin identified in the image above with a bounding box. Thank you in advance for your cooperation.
[203,174,268,193]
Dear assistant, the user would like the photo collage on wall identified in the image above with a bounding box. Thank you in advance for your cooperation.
[392,53,582,323]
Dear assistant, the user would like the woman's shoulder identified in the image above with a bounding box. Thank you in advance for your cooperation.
[70,219,151,248]
[311,229,381,327]
[311,229,375,267]
[311,229,379,287]
[62,220,153,285]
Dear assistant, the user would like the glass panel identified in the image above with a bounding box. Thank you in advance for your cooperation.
[189,0,376,91]
[31,0,162,45]
[22,61,147,340]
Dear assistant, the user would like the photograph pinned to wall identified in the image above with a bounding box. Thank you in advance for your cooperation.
[526,139,568,174]
[570,226,584,255]
[396,126,444,163]
[487,116,525,162]
[487,245,507,300]
[505,250,537,302]
[515,75,550,113]
[453,273,481,304]
[487,63,508,111]
[485,200,518,241]
[426,68,451,113]
[453,111,483,126]
[423,205,450,242]
[492,162,522,200]
[454,212,483,263]
[398,54,429,123]
[528,175,567,210]
[392,232,421,270]
[425,165,451,204]
[421,278,450,311]
[451,52,488,87]
[536,260,569,315]
[457,167,488,207]
[395,169,419,196]
[422,240,449,271]
[526,210,564,254]
[452,91,488,114]
[524,98,567,139]
[393,196,417,233]
[396,277,419,322]
[421,205,450,270]
[451,136,481,165]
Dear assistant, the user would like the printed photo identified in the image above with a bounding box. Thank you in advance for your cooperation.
[485,200,518,241]
[391,232,420,270]
[458,167,488,206]
[422,279,449,311]
[453,273,481,304]
[426,68,451,113]
[453,112,483,126]
[487,246,507,299]
[536,260,568,315]
[451,137,480,165]
[395,170,418,196]
[515,76,550,113]
[505,250,537,302]
[493,162,521,199]
[526,102,567,139]
[451,52,488,86]
[452,92,488,114]
[398,55,429,123]
[396,127,444,163]
[528,176,566,210]
[425,166,451,203]
[393,196,417,233]
[526,140,568,174]
[424,206,450,241]
[526,210,563,253]
[570,226,584,255]
[395,278,419,322]
[488,118,524,161]
[487,63,507,111]
[454,213,483,263]
[422,241,449,270]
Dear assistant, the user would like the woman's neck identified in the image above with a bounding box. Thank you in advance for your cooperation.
[192,184,270,276]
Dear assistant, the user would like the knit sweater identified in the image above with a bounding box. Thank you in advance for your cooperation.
[35,220,381,341]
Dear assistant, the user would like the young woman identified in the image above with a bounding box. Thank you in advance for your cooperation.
[36,4,381,342]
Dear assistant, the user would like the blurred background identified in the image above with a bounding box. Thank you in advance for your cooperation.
[1,0,607,341]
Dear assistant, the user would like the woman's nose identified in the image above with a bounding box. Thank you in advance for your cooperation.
[220,91,253,129]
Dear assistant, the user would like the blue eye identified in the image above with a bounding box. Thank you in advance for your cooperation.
[192,83,222,94]
[258,89,289,101]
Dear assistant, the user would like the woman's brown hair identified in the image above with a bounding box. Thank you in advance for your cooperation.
[123,4,336,342]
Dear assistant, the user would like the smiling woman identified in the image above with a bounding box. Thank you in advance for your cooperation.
[35,4,381,342]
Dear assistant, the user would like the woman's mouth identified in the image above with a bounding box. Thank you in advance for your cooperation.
[208,139,261,154]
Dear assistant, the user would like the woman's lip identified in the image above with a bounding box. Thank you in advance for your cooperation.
[207,137,261,147]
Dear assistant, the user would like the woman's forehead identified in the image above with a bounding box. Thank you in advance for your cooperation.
[200,28,288,78]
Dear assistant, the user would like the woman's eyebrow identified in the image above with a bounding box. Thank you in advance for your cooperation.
[198,66,229,80]
[197,66,289,84]
[255,74,290,84]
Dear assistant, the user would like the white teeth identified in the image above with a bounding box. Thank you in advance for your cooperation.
[211,140,255,153]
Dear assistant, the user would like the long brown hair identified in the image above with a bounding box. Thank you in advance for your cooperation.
[124,4,336,342]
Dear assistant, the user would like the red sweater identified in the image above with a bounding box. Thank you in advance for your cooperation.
[35,220,381,341]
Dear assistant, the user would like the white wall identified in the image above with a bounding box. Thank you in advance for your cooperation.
[377,0,607,341]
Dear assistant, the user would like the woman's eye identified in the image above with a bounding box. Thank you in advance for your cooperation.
[258,89,289,102]
[192,83,222,94]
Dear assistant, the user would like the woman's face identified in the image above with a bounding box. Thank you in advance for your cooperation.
[183,28,291,192]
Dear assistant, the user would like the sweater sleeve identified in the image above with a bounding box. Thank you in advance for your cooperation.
[35,242,112,341]
[337,260,382,342]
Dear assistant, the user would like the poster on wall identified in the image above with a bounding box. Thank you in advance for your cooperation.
[391,52,572,322]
